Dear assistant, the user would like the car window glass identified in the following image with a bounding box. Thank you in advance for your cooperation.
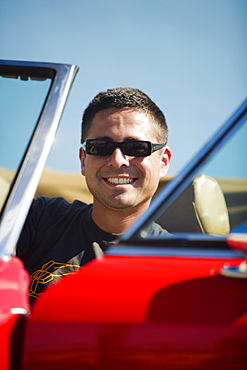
[152,117,247,235]
[0,76,51,210]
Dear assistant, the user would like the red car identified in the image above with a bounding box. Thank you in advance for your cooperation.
[0,60,246,370]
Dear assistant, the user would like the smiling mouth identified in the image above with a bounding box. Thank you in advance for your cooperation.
[105,177,135,184]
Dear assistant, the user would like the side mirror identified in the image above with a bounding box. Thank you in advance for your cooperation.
[220,222,247,278]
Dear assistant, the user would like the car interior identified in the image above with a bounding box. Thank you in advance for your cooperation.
[156,174,231,234]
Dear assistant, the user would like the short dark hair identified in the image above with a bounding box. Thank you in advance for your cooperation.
[81,87,168,143]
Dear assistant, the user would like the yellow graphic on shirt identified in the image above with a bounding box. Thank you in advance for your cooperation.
[29,260,80,300]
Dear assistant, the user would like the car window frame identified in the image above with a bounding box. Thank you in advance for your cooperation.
[0,60,79,258]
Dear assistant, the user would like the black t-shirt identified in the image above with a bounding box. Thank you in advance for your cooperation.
[17,196,169,303]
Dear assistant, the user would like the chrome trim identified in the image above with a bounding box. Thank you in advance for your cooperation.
[220,261,247,279]
[0,61,79,258]
[106,245,243,258]
[10,307,29,315]
[108,233,244,258]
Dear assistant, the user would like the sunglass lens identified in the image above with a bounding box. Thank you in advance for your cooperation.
[87,140,112,155]
[124,141,150,156]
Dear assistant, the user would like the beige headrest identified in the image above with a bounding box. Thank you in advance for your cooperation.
[192,174,230,235]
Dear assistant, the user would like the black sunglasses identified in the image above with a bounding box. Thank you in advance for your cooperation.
[81,139,165,157]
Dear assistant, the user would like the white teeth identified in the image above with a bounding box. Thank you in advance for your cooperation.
[107,178,134,184]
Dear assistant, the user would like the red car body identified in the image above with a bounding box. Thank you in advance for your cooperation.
[0,257,29,370]
[20,253,246,370]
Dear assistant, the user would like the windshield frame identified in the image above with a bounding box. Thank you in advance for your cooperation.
[0,60,79,258]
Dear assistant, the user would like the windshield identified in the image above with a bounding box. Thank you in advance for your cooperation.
[0,75,51,210]
[146,112,247,237]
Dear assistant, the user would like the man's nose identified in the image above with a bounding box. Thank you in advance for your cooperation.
[107,147,130,168]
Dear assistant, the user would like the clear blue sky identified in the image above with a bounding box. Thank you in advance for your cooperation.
[1,0,246,175]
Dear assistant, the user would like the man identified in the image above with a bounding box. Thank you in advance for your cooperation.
[17,87,172,303]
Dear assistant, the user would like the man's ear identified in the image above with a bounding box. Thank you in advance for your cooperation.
[160,146,172,179]
[79,147,86,176]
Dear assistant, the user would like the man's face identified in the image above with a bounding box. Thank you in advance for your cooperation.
[79,108,171,213]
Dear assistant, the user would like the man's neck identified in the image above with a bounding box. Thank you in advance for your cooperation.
[91,203,149,234]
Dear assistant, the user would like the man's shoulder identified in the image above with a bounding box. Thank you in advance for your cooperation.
[33,196,88,207]
[147,221,171,236]
[31,196,91,217]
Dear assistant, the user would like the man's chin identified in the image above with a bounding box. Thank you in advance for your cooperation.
[104,197,139,211]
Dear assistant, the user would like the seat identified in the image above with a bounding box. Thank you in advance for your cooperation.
[157,174,230,235]
[192,174,230,235]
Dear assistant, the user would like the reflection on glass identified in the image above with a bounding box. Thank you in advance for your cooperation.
[155,118,247,235]
[0,77,51,210]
